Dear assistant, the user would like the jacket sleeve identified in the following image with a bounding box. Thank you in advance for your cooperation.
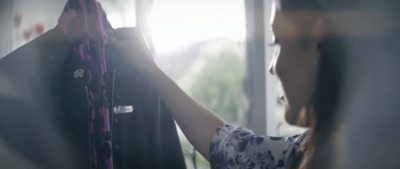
[0,26,75,169]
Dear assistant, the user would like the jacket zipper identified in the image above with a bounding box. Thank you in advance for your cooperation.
[109,69,116,169]
[111,69,116,138]
[85,86,92,169]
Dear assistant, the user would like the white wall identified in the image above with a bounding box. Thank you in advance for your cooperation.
[11,0,66,50]
[1,0,136,57]
[0,0,13,58]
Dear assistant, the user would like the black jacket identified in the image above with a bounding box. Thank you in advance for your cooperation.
[0,26,186,169]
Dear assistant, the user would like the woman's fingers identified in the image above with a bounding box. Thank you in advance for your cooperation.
[112,28,155,71]
[114,27,140,42]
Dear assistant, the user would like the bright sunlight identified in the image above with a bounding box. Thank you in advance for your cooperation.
[151,0,245,53]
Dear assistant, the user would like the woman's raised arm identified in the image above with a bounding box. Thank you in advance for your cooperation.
[112,28,225,160]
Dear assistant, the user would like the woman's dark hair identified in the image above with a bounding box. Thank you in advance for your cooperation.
[280,0,400,169]
[311,1,400,168]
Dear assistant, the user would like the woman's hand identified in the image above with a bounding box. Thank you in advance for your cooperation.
[112,27,156,73]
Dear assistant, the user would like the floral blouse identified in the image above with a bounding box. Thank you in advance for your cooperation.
[209,124,309,169]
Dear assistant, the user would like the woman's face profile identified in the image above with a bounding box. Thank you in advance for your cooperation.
[269,1,322,127]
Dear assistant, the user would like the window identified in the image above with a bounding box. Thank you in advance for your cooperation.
[152,1,246,168]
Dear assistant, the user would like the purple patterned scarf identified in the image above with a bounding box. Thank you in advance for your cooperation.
[58,0,114,168]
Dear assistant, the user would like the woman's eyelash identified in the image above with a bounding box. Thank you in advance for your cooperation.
[268,38,280,46]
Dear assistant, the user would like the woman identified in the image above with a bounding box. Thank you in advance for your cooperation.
[112,0,335,168]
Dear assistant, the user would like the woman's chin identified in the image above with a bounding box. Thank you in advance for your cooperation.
[284,109,300,126]
[284,106,311,127]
